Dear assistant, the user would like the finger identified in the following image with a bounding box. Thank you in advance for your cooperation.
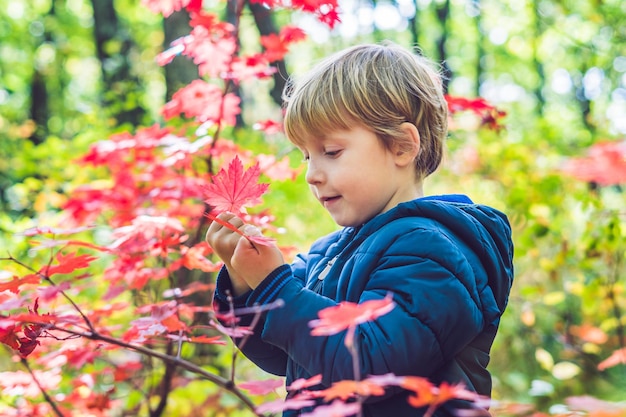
[227,216,245,229]
[207,212,238,236]
[243,225,261,236]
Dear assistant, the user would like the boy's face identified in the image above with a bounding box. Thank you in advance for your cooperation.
[300,124,419,227]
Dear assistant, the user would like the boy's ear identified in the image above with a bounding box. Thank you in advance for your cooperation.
[393,122,420,167]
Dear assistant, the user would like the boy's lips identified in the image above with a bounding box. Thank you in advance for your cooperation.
[320,195,341,207]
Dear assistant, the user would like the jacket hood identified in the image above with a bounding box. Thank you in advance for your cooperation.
[361,194,514,313]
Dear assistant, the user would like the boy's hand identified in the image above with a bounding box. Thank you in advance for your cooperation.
[232,225,285,290]
[205,212,251,296]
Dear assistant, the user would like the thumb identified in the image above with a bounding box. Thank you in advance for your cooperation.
[243,225,261,236]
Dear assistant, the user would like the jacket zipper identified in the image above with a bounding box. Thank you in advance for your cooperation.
[310,256,338,294]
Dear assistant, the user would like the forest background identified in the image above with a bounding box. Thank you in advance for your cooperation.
[0,0,625,416]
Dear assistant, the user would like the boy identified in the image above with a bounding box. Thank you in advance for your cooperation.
[206,41,514,416]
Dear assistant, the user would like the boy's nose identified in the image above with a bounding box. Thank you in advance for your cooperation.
[305,160,323,185]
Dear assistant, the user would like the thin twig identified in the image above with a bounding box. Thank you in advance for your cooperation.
[21,357,65,417]
[20,321,263,417]
[3,253,96,332]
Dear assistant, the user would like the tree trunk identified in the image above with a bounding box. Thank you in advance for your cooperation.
[90,0,146,127]
[434,0,452,93]
[249,1,288,106]
[408,0,420,48]
[225,0,245,127]
[29,71,48,145]
[473,0,483,97]
[163,10,199,100]
[29,2,55,145]
[531,0,546,116]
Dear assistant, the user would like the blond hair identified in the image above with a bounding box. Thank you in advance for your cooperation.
[282,41,448,179]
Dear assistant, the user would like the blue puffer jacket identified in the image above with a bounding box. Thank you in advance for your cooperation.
[213,195,514,416]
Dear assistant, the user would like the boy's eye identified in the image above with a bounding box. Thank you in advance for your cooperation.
[324,150,341,157]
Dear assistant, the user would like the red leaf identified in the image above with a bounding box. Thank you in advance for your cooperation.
[300,399,361,417]
[257,154,301,181]
[42,252,98,276]
[291,0,341,28]
[309,293,396,336]
[37,281,70,301]
[597,347,626,371]
[570,323,608,345]
[239,378,284,395]
[188,335,226,345]
[176,243,222,273]
[402,378,478,414]
[253,119,283,135]
[162,79,241,126]
[141,0,201,17]
[0,321,20,350]
[566,395,626,413]
[18,336,40,357]
[247,233,278,246]
[113,361,143,381]
[203,156,269,214]
[0,274,40,294]
[256,396,317,414]
[210,319,253,338]
[260,33,290,62]
[279,26,307,43]
[189,11,234,34]
[445,95,506,130]
[401,377,437,408]
[288,374,323,391]
[561,140,626,186]
[314,380,385,401]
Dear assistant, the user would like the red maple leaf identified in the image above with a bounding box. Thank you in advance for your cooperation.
[257,154,300,181]
[597,347,626,371]
[402,377,478,416]
[445,95,506,130]
[249,0,282,8]
[288,374,322,391]
[291,0,341,28]
[189,11,231,31]
[0,320,20,350]
[141,0,201,17]
[18,335,40,357]
[561,140,626,186]
[41,251,98,277]
[314,380,385,401]
[239,378,284,395]
[2,299,51,358]
[174,243,222,273]
[0,274,40,294]
[162,79,241,126]
[253,119,283,135]
[113,361,143,381]
[566,395,626,414]
[300,399,361,417]
[203,156,269,214]
[188,335,226,345]
[309,293,395,336]
[279,26,307,43]
[256,396,317,415]
[0,316,43,357]
[260,34,289,62]
[260,24,307,63]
